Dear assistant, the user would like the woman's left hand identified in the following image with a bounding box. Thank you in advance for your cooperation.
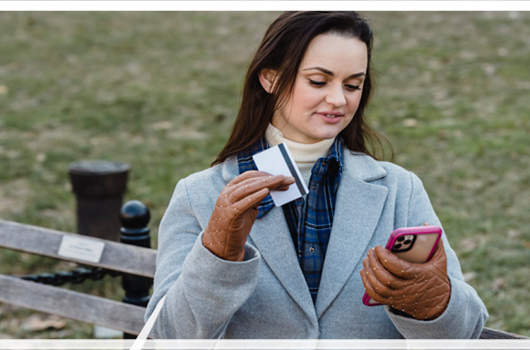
[360,241,451,320]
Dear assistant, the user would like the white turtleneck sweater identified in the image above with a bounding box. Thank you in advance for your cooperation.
[265,124,335,186]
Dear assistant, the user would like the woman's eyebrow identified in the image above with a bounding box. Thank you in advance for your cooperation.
[302,66,365,79]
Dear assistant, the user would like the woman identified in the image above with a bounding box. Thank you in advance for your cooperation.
[146,11,488,339]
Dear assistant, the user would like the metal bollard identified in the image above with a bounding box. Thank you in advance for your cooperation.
[69,160,131,241]
[119,200,153,339]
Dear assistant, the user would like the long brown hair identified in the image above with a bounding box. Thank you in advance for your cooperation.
[212,11,392,166]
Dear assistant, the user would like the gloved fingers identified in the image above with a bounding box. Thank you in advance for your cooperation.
[423,240,450,282]
[278,176,296,189]
[229,170,274,186]
[230,175,293,202]
[229,170,293,188]
[222,174,270,198]
[374,245,418,279]
[360,259,391,305]
[367,248,406,291]
[233,187,271,212]
[229,175,284,202]
[275,183,292,191]
[365,269,396,298]
[218,171,272,197]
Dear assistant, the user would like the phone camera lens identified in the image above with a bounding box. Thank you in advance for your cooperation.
[397,236,404,242]
[394,243,402,250]
[404,240,411,245]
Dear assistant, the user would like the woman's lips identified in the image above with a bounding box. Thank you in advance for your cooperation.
[316,113,343,124]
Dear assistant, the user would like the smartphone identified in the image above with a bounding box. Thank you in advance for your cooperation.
[362,225,443,306]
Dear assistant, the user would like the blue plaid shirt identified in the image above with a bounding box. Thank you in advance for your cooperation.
[237,137,344,304]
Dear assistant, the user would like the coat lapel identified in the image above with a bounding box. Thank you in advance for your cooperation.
[250,208,318,322]
[315,152,389,318]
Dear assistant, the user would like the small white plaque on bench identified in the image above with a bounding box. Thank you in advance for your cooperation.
[57,235,105,263]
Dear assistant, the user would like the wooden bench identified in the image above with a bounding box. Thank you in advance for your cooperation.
[0,219,156,335]
[0,219,526,339]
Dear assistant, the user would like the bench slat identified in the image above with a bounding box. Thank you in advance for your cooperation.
[0,219,156,278]
[0,275,146,335]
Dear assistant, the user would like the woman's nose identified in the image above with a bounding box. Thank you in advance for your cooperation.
[325,84,347,107]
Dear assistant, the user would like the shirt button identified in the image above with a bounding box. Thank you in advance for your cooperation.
[310,247,315,253]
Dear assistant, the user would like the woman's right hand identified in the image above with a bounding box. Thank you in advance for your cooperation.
[202,170,295,261]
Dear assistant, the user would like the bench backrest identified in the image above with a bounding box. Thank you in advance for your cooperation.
[0,219,156,335]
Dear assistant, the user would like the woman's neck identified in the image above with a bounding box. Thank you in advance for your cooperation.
[265,124,335,185]
[265,124,335,163]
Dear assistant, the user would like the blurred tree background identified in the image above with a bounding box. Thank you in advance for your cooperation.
[0,11,529,338]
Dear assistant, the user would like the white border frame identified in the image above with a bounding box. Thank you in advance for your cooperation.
[0,1,530,11]
[2,339,530,349]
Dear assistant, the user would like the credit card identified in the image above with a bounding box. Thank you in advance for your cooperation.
[252,143,308,207]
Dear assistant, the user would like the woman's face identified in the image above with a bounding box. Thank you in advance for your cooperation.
[269,33,368,144]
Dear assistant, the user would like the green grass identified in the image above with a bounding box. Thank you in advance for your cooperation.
[1,11,530,338]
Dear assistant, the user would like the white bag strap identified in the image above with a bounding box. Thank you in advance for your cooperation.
[130,294,223,350]
[130,294,167,350]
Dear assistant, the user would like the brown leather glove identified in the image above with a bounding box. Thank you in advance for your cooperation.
[360,240,451,320]
[202,170,294,262]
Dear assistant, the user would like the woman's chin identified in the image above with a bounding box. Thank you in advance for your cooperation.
[309,128,344,142]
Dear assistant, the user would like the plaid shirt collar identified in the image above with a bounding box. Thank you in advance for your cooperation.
[237,137,344,218]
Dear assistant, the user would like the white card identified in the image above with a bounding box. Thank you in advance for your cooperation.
[57,235,105,263]
[253,143,309,207]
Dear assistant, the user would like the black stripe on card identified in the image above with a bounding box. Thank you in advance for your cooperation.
[278,143,308,196]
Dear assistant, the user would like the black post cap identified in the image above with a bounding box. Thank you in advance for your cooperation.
[119,200,150,236]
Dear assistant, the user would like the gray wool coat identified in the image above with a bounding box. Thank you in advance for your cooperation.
[145,150,488,339]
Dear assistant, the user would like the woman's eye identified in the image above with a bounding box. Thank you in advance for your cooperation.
[345,84,361,91]
[309,79,326,87]
[309,79,361,91]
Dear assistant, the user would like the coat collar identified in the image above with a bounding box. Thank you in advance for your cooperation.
[221,149,389,320]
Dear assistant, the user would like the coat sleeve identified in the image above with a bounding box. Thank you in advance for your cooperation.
[144,178,261,339]
[385,172,489,339]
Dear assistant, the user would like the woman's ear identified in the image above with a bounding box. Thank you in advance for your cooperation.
[258,69,278,94]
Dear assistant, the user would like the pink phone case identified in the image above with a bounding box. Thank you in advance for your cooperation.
[362,225,443,307]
